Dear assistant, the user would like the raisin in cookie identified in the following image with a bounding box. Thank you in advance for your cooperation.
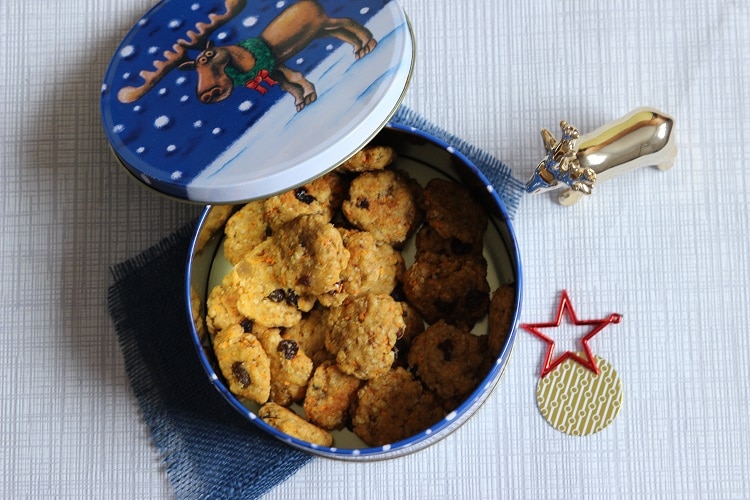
[407,320,485,400]
[258,402,333,447]
[403,252,490,328]
[263,172,345,231]
[351,367,445,447]
[342,169,423,248]
[213,324,271,404]
[303,361,362,431]
[325,294,404,380]
[421,178,487,245]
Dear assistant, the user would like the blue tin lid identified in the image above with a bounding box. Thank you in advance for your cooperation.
[101,0,414,203]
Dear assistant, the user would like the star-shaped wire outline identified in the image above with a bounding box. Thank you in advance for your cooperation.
[521,290,622,378]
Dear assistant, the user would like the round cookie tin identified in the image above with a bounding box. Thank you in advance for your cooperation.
[186,124,523,459]
[101,0,414,203]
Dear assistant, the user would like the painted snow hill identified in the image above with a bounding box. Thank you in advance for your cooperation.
[101,0,413,202]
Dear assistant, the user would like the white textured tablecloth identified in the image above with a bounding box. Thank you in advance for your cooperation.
[2,0,749,497]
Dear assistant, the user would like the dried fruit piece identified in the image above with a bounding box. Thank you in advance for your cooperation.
[277,339,300,360]
[294,187,316,204]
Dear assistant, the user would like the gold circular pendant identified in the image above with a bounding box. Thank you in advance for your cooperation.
[536,353,623,436]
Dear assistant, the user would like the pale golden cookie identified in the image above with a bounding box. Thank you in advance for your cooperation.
[338,145,397,173]
[231,239,303,328]
[258,402,333,447]
[341,169,423,248]
[351,367,444,447]
[194,204,233,253]
[339,229,405,298]
[303,361,362,431]
[282,307,334,367]
[190,286,206,342]
[206,280,246,339]
[213,324,271,404]
[223,201,269,265]
[325,294,404,380]
[272,214,349,302]
[263,171,345,231]
[257,328,314,407]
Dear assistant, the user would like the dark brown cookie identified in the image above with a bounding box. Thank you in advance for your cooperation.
[392,301,425,368]
[351,367,445,446]
[407,320,485,400]
[414,223,483,260]
[488,284,516,358]
[421,178,487,245]
[403,252,490,328]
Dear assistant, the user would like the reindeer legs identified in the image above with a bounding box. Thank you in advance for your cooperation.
[273,65,317,112]
[322,19,378,60]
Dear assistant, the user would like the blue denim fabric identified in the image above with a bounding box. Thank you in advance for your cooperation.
[107,107,523,499]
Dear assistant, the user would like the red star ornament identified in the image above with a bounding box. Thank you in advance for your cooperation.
[521,290,622,378]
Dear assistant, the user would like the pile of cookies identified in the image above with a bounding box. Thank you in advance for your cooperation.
[202,145,515,448]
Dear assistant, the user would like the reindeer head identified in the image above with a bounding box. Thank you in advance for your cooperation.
[178,41,235,104]
[526,120,596,195]
[116,0,247,105]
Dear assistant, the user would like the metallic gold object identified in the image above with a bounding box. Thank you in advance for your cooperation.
[526,107,677,205]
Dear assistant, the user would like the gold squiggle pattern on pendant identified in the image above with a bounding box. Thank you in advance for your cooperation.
[536,354,623,436]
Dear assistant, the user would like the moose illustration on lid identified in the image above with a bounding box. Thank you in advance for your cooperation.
[101,0,413,203]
